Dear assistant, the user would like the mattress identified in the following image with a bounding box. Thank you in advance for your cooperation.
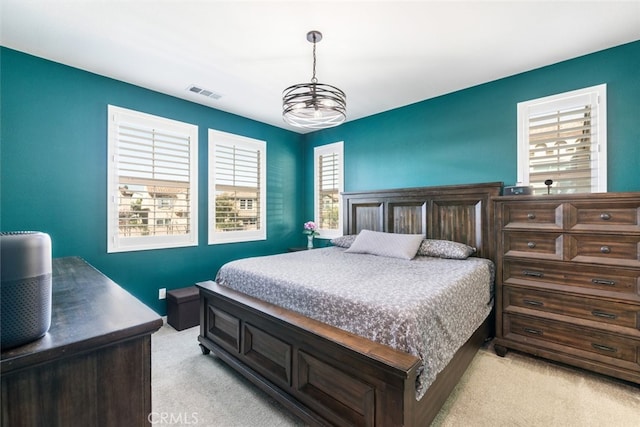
[216,246,494,399]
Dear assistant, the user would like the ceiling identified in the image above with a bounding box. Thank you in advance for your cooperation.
[2,1,639,134]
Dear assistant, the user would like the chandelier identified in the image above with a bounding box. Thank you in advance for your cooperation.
[282,31,346,130]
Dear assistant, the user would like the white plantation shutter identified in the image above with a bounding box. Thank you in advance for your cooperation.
[213,144,261,231]
[318,152,340,229]
[518,85,607,195]
[314,142,344,237]
[209,130,266,244]
[107,105,198,252]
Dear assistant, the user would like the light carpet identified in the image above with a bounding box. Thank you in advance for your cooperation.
[152,322,639,426]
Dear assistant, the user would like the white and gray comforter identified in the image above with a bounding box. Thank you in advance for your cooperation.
[215,246,494,400]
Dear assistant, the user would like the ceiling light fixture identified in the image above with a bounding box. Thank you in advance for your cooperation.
[282,30,346,130]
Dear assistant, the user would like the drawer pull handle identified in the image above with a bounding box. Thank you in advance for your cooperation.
[527,241,536,249]
[591,310,617,320]
[600,213,611,220]
[523,270,544,278]
[600,246,611,254]
[523,327,543,335]
[527,213,536,220]
[523,299,544,307]
[591,343,617,353]
[592,278,615,286]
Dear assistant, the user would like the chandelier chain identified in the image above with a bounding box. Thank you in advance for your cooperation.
[311,36,318,83]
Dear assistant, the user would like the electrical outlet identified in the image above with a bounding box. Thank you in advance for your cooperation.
[159,288,166,300]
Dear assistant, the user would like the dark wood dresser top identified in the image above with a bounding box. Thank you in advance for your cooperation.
[1,256,163,374]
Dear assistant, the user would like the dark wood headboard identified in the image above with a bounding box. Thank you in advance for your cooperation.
[342,182,503,260]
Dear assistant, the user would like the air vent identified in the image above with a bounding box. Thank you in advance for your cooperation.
[187,85,222,100]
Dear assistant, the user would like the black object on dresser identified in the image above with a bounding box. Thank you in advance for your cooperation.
[1,257,163,426]
[493,192,640,384]
[0,231,52,349]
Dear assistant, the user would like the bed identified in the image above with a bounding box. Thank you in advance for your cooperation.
[197,182,502,426]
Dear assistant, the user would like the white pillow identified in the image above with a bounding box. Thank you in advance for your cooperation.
[345,230,424,260]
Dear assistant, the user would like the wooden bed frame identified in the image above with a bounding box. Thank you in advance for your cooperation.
[197,182,502,426]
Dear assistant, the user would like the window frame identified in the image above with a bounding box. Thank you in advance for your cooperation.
[208,129,267,245]
[313,141,344,239]
[107,105,198,253]
[517,84,607,195]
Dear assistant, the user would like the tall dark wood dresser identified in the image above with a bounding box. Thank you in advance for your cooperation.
[1,257,163,426]
[493,192,640,384]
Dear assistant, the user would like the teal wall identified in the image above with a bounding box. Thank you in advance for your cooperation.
[1,48,305,314]
[3,41,639,313]
[305,40,640,206]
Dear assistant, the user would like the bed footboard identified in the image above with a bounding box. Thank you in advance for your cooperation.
[197,280,420,426]
[197,280,490,426]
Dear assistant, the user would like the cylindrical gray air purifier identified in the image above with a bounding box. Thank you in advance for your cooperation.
[1,231,52,350]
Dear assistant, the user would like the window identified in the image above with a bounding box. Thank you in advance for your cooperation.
[107,105,198,252]
[239,199,254,210]
[517,84,606,195]
[208,130,266,244]
[314,141,344,238]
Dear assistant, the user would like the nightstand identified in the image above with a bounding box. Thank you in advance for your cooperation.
[288,247,312,252]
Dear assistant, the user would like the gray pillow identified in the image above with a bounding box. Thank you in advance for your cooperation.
[345,230,424,260]
[417,239,476,259]
[330,235,357,248]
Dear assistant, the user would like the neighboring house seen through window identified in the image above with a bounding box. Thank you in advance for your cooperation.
[517,84,607,195]
[314,141,344,238]
[107,105,198,252]
[208,130,266,244]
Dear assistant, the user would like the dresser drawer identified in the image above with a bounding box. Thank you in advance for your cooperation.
[504,313,640,366]
[501,201,563,230]
[568,201,640,233]
[502,231,564,260]
[567,234,640,268]
[503,286,640,329]
[503,260,640,301]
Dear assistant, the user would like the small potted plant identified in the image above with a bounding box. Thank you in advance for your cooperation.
[303,221,319,249]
